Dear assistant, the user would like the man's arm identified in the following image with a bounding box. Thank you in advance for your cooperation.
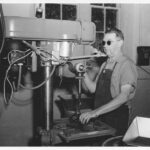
[79,83,134,124]
[95,84,133,114]
[82,72,97,93]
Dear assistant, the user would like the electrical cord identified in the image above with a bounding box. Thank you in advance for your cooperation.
[7,49,31,64]
[39,51,59,63]
[102,135,123,146]
[4,51,32,104]
[19,65,56,90]
[9,53,31,106]
[10,50,57,105]
[22,40,61,63]
[3,42,68,104]
[3,72,13,105]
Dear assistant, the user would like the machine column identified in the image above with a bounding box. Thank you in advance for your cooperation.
[44,61,53,131]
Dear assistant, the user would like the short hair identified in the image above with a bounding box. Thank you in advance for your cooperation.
[105,28,124,40]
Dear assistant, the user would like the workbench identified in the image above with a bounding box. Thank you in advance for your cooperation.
[50,117,116,145]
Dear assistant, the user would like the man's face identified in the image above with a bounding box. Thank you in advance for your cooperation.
[102,33,122,58]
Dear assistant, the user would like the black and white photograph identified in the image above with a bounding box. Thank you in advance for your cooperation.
[0,1,150,147]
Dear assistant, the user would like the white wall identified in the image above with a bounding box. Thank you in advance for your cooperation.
[120,4,140,63]
[120,4,150,63]
[139,4,150,46]
[77,4,91,21]
[2,4,35,17]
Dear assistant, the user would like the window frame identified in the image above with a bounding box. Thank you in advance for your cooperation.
[91,3,120,48]
[44,3,77,21]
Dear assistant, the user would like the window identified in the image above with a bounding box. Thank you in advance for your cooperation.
[91,3,119,49]
[45,3,77,21]
[45,4,60,19]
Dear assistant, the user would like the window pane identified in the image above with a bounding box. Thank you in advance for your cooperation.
[106,9,117,30]
[62,5,77,20]
[104,3,116,7]
[92,33,104,49]
[91,3,103,6]
[92,8,104,31]
[45,4,60,19]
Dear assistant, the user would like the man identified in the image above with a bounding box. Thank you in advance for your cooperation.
[79,28,138,135]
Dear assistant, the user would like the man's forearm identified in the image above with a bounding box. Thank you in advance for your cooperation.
[94,92,129,117]
[83,72,96,93]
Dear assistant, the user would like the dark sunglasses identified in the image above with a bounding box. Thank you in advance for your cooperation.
[102,40,112,46]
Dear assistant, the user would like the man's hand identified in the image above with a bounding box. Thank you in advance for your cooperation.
[79,110,97,124]
[91,48,106,57]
